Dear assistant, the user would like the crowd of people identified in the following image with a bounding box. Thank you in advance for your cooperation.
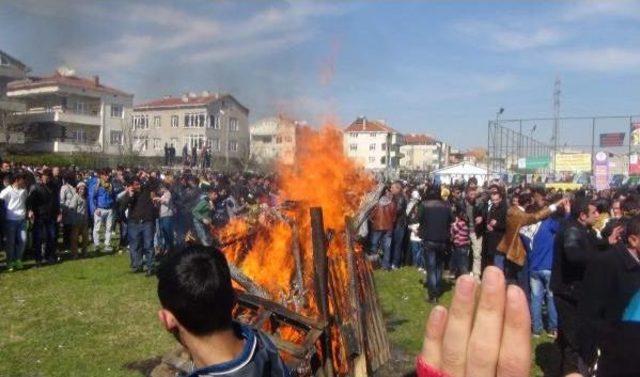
[2,160,640,376]
[0,161,277,275]
[367,176,640,376]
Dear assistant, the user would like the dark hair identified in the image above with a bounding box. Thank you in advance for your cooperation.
[157,246,235,335]
[571,197,594,220]
[626,215,640,240]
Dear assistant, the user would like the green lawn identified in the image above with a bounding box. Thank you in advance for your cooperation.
[0,256,560,376]
[0,254,174,377]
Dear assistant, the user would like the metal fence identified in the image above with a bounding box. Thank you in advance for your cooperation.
[487,115,640,175]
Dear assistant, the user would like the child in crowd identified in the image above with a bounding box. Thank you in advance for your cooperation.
[450,208,470,278]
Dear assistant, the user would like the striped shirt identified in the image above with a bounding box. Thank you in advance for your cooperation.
[451,218,471,247]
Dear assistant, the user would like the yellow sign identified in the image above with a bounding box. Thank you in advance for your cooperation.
[555,153,592,172]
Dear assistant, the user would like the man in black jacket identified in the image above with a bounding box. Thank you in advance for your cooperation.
[552,198,622,376]
[122,175,158,275]
[387,181,408,270]
[483,185,507,271]
[578,215,640,375]
[418,186,453,303]
[27,169,60,265]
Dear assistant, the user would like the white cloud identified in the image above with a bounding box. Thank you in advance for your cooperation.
[563,0,640,21]
[58,1,346,72]
[549,47,640,72]
[454,21,566,51]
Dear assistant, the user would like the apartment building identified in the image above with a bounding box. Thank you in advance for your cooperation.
[132,92,249,160]
[343,116,404,170]
[6,68,133,154]
[250,116,299,165]
[0,50,28,144]
[399,133,450,171]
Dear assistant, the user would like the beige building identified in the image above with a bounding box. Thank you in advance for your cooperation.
[0,51,29,145]
[250,116,298,165]
[6,68,133,154]
[343,116,404,170]
[399,134,450,171]
[132,92,249,160]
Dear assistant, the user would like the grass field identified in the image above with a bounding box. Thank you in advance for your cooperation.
[0,255,560,376]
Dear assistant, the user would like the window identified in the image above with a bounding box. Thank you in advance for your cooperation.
[110,130,122,145]
[370,133,377,138]
[170,137,178,147]
[132,115,149,129]
[381,156,386,164]
[229,117,239,132]
[171,115,179,128]
[154,116,161,128]
[210,138,220,151]
[209,115,221,129]
[134,136,149,151]
[276,136,282,144]
[69,128,86,143]
[228,140,238,152]
[184,113,206,128]
[369,156,375,163]
[75,101,88,114]
[381,143,386,151]
[351,133,358,138]
[154,138,161,150]
[110,104,123,118]
[187,134,205,149]
[369,143,376,151]
[285,135,293,143]
[349,144,357,151]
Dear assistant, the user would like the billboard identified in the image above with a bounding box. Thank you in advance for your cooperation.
[632,122,640,146]
[594,151,609,191]
[599,132,625,147]
[555,153,592,172]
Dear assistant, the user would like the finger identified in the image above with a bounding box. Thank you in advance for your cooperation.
[420,305,448,369]
[441,275,477,376]
[497,285,532,377]
[466,266,506,377]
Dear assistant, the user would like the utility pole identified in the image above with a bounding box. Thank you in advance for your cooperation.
[553,76,561,172]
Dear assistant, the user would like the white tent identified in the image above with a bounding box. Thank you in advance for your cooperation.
[432,162,495,186]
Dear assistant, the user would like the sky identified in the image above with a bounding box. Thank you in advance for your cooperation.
[2,0,640,150]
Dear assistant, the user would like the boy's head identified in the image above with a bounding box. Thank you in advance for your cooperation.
[157,246,235,338]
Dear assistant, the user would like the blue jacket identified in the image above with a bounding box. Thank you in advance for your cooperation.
[92,180,115,210]
[185,323,290,377]
[529,217,561,271]
[87,176,99,216]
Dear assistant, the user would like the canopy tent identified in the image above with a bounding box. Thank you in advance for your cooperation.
[431,162,496,186]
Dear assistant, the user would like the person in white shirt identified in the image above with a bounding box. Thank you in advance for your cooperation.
[0,171,28,271]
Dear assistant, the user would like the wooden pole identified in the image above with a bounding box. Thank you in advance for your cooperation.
[310,207,334,377]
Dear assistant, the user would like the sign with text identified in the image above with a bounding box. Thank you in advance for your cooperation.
[632,122,640,146]
[594,151,609,191]
[630,153,640,175]
[599,132,625,147]
[555,153,592,172]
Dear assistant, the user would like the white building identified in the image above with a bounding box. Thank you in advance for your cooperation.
[250,116,298,165]
[344,116,403,170]
[133,92,249,159]
[399,134,450,171]
[0,51,29,145]
[6,68,133,154]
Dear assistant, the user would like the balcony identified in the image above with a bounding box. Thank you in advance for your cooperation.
[9,106,101,127]
[16,139,102,153]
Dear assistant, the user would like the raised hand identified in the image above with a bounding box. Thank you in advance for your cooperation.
[418,267,531,377]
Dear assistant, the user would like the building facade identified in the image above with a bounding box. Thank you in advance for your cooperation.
[6,68,133,154]
[132,92,249,160]
[399,134,450,171]
[250,116,298,165]
[0,51,29,145]
[343,116,403,170]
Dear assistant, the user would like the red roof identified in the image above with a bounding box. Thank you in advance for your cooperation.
[404,133,437,145]
[344,117,399,133]
[135,93,249,113]
[7,72,131,97]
